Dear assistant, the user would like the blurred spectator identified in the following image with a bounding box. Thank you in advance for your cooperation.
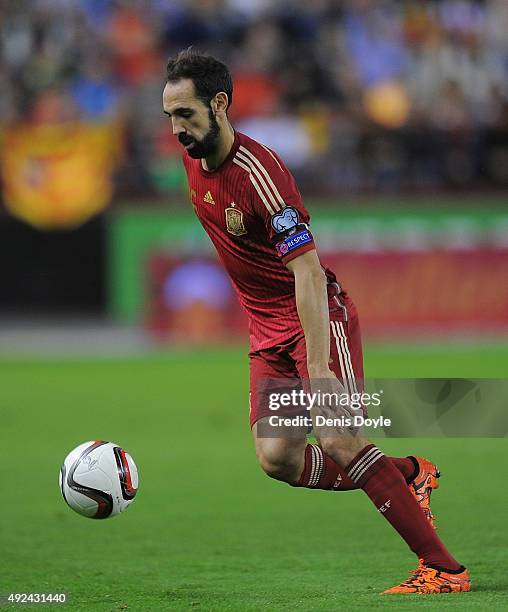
[236,112,312,169]
[344,1,408,87]
[0,0,507,203]
[70,54,122,121]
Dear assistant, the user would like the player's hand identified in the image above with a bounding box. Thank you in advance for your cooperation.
[308,368,346,415]
[308,368,361,438]
[308,367,345,419]
[307,364,340,381]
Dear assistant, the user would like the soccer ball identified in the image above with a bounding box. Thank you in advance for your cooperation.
[59,440,138,519]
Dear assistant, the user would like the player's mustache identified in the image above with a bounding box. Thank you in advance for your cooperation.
[178,134,195,146]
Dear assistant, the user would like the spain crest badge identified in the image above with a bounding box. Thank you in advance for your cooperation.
[225,206,247,236]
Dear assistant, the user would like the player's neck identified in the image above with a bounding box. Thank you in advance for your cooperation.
[201,122,235,172]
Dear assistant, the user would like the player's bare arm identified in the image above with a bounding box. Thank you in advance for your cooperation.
[287,249,369,463]
[286,250,333,378]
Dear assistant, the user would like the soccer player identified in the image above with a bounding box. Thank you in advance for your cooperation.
[162,50,470,594]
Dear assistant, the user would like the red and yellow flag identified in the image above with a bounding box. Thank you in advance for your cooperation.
[1,122,122,229]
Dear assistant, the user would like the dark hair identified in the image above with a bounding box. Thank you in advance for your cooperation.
[166,49,233,112]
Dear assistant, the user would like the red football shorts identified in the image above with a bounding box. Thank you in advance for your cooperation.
[248,292,364,428]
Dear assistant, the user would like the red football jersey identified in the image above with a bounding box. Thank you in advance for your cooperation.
[182,130,344,351]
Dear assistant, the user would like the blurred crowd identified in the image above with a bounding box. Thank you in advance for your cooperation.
[1,0,508,198]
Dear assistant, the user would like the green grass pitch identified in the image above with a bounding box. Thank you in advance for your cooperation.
[1,342,507,610]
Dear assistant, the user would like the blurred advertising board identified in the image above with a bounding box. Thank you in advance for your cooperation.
[320,249,508,336]
[146,254,247,343]
[109,205,508,341]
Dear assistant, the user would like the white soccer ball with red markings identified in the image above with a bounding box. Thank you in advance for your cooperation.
[59,441,139,519]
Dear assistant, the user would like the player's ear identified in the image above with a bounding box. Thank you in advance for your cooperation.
[213,91,229,115]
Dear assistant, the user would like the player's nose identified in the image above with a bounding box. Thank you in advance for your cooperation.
[171,118,185,136]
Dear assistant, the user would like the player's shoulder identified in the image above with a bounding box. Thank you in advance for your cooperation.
[234,132,289,178]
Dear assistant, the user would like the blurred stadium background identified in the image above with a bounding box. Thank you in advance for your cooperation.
[1,2,507,609]
[0,0,507,351]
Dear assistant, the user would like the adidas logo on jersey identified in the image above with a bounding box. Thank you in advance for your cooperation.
[203,191,215,205]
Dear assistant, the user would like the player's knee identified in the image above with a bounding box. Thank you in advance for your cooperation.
[315,435,367,467]
[317,436,342,459]
[256,447,302,485]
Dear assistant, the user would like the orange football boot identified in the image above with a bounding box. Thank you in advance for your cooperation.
[408,456,441,573]
[383,565,471,594]
[409,456,440,527]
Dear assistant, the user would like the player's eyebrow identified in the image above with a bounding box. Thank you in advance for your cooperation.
[163,107,194,118]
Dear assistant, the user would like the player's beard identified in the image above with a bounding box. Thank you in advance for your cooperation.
[179,108,220,159]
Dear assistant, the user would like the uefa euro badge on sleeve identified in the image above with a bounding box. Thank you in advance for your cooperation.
[271,207,299,232]
[225,206,248,236]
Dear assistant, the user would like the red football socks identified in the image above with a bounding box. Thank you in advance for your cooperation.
[296,444,417,491]
[390,456,418,482]
[345,444,461,570]
[296,444,357,490]
[294,443,460,569]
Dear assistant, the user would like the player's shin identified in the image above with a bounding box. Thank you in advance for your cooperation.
[345,444,462,571]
